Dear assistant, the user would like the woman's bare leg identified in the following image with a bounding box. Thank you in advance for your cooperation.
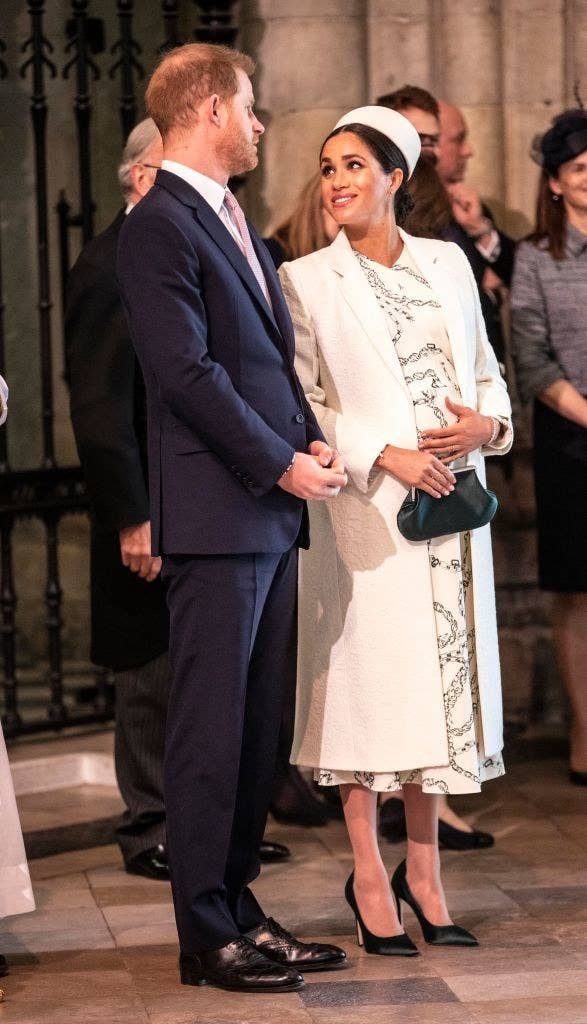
[552,592,587,772]
[403,783,451,925]
[340,783,403,936]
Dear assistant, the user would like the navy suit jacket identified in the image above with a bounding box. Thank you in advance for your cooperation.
[117,169,323,556]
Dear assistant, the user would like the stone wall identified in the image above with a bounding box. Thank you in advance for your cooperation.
[2,0,578,726]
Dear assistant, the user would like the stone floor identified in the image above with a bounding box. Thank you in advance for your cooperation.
[1,742,586,1024]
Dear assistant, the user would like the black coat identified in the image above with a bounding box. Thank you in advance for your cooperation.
[445,208,515,365]
[66,210,169,671]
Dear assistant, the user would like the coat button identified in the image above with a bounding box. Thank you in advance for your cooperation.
[295,412,305,424]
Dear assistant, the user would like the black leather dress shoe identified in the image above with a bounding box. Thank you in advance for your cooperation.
[259,840,290,863]
[247,917,346,972]
[125,843,170,880]
[179,936,304,992]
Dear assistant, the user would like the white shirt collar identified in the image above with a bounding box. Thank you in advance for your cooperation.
[125,201,135,215]
[161,159,227,214]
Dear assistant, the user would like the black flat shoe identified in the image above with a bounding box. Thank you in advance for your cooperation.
[438,820,494,850]
[379,799,494,850]
[569,768,587,786]
[344,872,419,956]
[247,917,346,972]
[259,840,290,863]
[270,766,329,827]
[391,860,478,947]
[179,937,304,992]
[125,843,170,881]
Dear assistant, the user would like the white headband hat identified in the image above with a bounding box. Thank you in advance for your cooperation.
[332,105,421,179]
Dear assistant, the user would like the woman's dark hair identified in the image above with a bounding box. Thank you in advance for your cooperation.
[527,167,567,260]
[321,123,415,226]
[403,157,452,239]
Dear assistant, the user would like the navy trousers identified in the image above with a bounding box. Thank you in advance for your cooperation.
[162,547,298,952]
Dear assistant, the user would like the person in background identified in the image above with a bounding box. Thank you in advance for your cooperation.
[280,105,512,956]
[380,87,514,366]
[377,85,440,161]
[265,171,339,269]
[511,108,587,786]
[403,156,453,239]
[436,98,514,366]
[67,118,289,875]
[0,377,36,998]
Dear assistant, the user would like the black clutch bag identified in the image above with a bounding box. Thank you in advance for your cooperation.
[396,466,498,542]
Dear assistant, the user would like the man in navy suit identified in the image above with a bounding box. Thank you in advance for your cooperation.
[117,42,347,994]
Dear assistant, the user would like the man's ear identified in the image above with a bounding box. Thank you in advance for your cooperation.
[210,93,222,127]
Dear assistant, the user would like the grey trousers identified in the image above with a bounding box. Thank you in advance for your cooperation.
[114,651,170,862]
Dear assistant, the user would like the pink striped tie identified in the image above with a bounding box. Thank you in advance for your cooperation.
[223,189,272,308]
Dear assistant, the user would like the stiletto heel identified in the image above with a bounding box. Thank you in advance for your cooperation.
[344,872,419,957]
[391,860,478,947]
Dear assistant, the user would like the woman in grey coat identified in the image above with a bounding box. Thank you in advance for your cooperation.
[511,108,587,786]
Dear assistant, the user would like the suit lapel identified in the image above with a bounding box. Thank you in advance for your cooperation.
[399,229,469,393]
[155,169,282,339]
[250,226,295,362]
[194,199,281,333]
[326,231,411,394]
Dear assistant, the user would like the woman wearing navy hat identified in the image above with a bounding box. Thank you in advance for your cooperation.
[280,107,512,954]
[511,109,587,787]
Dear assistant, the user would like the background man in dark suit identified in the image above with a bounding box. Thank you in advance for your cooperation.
[436,98,515,366]
[379,86,514,365]
[117,43,347,993]
[66,118,172,881]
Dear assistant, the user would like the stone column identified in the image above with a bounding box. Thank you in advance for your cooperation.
[501,0,567,232]
[434,1,505,214]
[240,0,368,232]
[366,0,435,101]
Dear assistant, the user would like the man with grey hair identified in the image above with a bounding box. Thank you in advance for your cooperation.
[66,118,172,879]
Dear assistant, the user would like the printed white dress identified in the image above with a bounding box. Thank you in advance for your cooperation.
[317,249,505,794]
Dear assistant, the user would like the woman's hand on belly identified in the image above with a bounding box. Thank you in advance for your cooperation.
[418,397,495,463]
[376,446,456,499]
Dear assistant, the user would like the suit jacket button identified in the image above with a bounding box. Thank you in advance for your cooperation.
[295,412,305,424]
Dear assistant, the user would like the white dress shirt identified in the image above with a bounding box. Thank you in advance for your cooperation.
[161,159,244,252]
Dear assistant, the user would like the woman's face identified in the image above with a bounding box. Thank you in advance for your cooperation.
[320,132,401,232]
[550,149,587,213]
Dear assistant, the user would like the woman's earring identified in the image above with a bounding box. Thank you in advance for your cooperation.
[550,192,560,202]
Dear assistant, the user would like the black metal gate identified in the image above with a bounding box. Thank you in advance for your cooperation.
[0,1,238,737]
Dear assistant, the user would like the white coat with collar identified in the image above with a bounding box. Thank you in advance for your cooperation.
[279,228,513,775]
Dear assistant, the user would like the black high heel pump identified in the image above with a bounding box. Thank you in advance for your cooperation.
[391,860,478,947]
[344,872,419,956]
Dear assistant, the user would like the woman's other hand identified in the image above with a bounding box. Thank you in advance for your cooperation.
[418,397,494,463]
[377,446,456,499]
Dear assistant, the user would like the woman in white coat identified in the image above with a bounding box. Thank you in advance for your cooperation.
[0,377,35,989]
[279,107,512,955]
